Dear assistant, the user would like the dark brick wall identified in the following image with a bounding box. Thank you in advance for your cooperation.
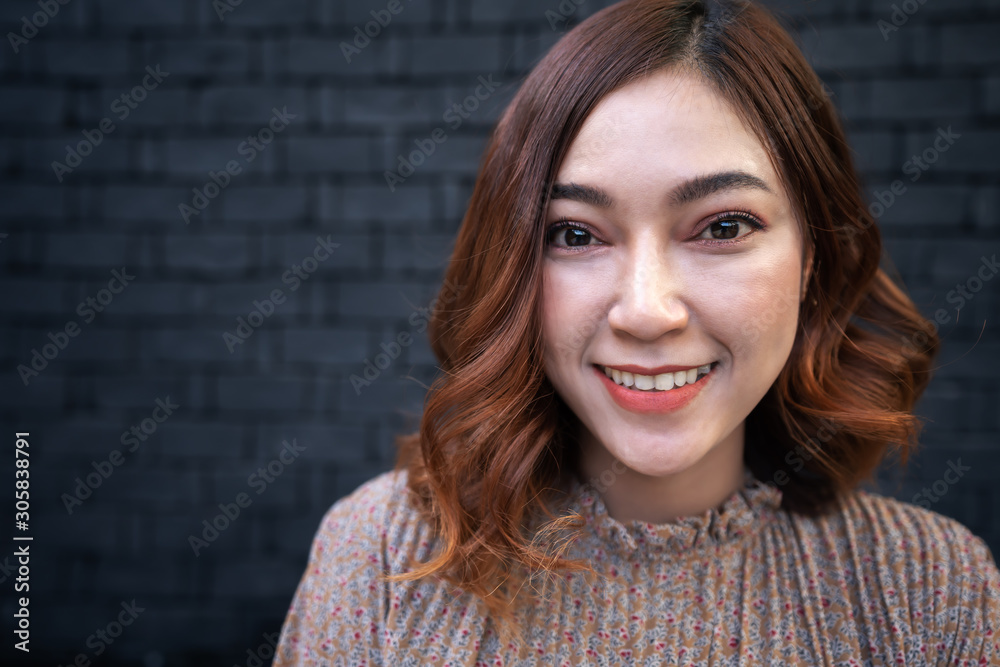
[0,0,997,664]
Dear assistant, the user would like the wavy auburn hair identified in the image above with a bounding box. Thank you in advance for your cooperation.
[381,0,939,650]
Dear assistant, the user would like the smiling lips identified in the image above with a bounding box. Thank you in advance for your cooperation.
[598,362,716,392]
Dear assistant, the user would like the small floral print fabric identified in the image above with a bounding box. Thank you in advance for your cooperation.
[273,467,1000,666]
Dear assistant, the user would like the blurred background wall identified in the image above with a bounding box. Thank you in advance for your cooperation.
[0,0,998,664]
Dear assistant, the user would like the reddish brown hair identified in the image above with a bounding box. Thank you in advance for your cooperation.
[381,0,939,650]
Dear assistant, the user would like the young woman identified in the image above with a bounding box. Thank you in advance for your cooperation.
[274,0,999,664]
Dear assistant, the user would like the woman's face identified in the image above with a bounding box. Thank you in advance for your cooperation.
[541,67,811,482]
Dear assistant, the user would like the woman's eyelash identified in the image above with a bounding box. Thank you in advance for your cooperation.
[545,209,766,248]
[700,208,766,244]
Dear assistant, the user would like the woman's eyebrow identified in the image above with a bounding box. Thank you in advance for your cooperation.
[550,171,774,208]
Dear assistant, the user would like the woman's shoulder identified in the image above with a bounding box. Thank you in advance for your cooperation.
[792,484,999,636]
[309,467,436,568]
[830,485,996,572]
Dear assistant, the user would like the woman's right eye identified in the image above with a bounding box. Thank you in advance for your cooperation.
[546,221,596,249]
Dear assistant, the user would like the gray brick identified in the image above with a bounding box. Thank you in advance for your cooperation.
[0,278,68,314]
[220,185,309,224]
[111,282,199,315]
[288,37,385,75]
[92,88,189,128]
[44,512,117,548]
[472,0,562,23]
[868,184,968,227]
[145,39,249,76]
[99,469,200,507]
[343,0,434,25]
[392,133,488,173]
[143,328,235,362]
[209,469,295,511]
[33,133,130,179]
[282,327,368,363]
[212,560,303,599]
[382,232,455,271]
[93,375,188,409]
[163,138,244,175]
[798,25,904,70]
[205,279,305,317]
[338,280,440,319]
[42,39,132,76]
[199,88,307,127]
[55,327,132,362]
[201,0,314,26]
[941,23,1000,65]
[265,232,369,272]
[103,185,196,223]
[868,78,975,119]
[903,129,998,173]
[4,372,64,403]
[972,186,999,230]
[286,135,373,173]
[257,423,367,462]
[843,129,895,174]
[0,85,65,123]
[0,184,65,221]
[164,234,251,270]
[217,376,305,411]
[45,232,131,267]
[402,36,504,74]
[97,0,186,25]
[341,182,433,224]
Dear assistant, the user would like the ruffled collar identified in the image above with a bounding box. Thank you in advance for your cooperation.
[556,466,784,556]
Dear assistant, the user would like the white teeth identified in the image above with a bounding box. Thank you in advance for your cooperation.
[633,373,655,390]
[601,363,714,392]
[654,372,674,390]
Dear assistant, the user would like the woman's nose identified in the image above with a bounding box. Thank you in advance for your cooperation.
[606,245,689,341]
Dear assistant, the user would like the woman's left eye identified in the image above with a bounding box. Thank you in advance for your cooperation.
[696,211,765,243]
[546,220,597,249]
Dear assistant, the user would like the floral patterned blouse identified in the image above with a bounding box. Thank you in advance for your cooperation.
[273,467,1000,666]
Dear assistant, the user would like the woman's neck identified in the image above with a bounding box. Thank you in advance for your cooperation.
[574,423,746,524]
